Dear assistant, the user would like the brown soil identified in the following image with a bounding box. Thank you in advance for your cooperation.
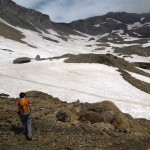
[120,69,150,94]
[114,46,150,57]
[0,22,36,48]
[0,22,24,42]
[0,91,150,150]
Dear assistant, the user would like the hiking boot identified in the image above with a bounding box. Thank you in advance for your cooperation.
[28,138,32,141]
[26,136,32,141]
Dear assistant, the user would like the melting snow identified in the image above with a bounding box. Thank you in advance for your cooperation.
[128,22,143,30]
[107,42,140,48]
[141,17,145,21]
[106,18,122,24]
[128,71,150,83]
[0,60,150,119]
[142,41,150,47]
[94,24,100,27]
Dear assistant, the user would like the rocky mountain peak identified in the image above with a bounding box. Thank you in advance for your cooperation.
[0,0,53,32]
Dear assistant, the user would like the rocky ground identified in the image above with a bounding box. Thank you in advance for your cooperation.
[0,91,150,150]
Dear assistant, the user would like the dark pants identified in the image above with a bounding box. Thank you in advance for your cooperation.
[20,113,32,138]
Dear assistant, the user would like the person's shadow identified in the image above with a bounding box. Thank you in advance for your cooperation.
[10,125,24,135]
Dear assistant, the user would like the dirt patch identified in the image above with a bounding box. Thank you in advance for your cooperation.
[119,69,150,94]
[0,22,24,42]
[114,46,150,57]
[134,62,150,70]
[0,49,14,52]
[43,36,60,43]
[0,22,36,48]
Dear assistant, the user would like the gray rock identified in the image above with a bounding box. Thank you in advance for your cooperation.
[35,55,41,61]
[0,0,53,33]
[13,57,31,64]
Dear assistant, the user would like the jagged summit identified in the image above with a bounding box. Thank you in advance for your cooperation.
[0,0,53,32]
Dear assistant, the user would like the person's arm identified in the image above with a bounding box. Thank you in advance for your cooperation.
[16,102,20,114]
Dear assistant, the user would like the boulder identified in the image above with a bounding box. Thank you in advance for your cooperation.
[89,38,95,41]
[70,106,81,117]
[56,112,71,122]
[56,110,79,125]
[84,101,120,114]
[13,57,31,64]
[81,100,149,136]
[96,101,120,112]
[101,110,115,123]
[35,55,40,61]
[0,93,9,98]
[112,112,149,135]
[80,111,103,123]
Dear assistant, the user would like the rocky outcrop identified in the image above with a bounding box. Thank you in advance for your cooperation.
[56,110,79,125]
[13,57,31,64]
[114,46,150,57]
[70,15,126,35]
[1,91,150,150]
[80,101,149,135]
[134,62,150,70]
[0,0,53,33]
[0,93,9,97]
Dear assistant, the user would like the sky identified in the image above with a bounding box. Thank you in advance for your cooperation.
[13,0,150,23]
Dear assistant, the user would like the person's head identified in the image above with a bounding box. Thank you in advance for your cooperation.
[19,92,26,98]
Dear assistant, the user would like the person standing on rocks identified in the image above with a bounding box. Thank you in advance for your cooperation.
[16,92,32,140]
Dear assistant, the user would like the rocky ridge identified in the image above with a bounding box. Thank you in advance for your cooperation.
[0,0,53,32]
[70,12,150,37]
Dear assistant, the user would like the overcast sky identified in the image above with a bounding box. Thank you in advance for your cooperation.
[13,0,150,23]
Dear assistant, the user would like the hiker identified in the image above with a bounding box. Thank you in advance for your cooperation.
[16,92,32,140]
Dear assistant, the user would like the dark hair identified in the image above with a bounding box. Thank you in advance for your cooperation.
[19,92,26,98]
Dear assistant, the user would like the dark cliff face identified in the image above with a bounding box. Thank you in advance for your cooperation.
[0,0,53,32]
[70,16,127,35]
[70,12,150,37]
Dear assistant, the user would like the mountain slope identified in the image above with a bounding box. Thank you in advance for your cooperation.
[0,0,53,32]
[70,12,150,37]
[0,0,150,120]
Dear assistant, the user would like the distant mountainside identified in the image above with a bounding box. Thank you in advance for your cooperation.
[0,0,150,62]
[70,12,150,37]
[0,0,53,32]
[1,0,150,37]
[0,0,78,35]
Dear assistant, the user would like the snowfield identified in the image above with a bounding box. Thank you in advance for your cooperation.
[0,18,150,119]
[0,60,150,119]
